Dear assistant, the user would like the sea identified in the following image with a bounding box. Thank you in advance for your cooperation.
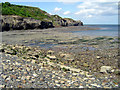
[71,25,118,37]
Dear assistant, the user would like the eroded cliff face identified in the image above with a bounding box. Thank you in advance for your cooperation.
[1,15,54,31]
[64,18,83,26]
[1,15,83,31]
[52,15,83,27]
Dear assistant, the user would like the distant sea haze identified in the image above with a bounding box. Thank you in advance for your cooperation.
[71,25,118,37]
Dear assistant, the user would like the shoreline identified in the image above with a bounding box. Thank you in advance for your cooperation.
[2,25,101,32]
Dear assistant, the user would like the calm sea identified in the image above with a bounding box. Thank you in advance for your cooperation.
[71,25,118,37]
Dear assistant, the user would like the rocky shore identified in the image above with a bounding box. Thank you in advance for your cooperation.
[0,43,119,88]
[0,27,120,88]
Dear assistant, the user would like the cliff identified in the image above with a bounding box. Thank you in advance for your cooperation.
[1,2,83,31]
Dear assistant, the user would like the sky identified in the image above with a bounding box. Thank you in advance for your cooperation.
[1,0,119,24]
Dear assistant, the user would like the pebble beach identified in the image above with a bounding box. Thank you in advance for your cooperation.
[0,26,120,88]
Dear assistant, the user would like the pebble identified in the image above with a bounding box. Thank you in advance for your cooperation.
[26,76,31,80]
[79,86,84,88]
[31,60,36,64]
[0,85,5,88]
[91,83,101,87]
[33,73,38,77]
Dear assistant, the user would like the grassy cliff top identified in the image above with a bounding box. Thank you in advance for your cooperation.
[1,2,65,22]
[1,2,78,23]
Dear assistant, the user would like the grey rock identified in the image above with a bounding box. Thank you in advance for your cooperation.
[100,66,113,73]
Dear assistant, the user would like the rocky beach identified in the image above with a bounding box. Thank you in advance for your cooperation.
[0,2,119,89]
[0,26,120,88]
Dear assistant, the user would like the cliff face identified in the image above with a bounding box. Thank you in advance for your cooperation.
[1,2,83,31]
[1,15,54,31]
[64,18,83,26]
[1,15,83,31]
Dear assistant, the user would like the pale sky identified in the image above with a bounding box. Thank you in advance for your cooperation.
[1,0,119,24]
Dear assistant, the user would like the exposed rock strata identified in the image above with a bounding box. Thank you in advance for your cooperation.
[1,15,83,31]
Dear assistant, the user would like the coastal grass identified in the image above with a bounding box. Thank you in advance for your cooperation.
[1,2,74,24]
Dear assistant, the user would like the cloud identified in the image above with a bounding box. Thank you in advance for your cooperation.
[54,7,62,12]
[49,13,52,15]
[57,0,119,2]
[63,11,70,15]
[87,15,93,18]
[2,0,119,2]
[75,2,118,17]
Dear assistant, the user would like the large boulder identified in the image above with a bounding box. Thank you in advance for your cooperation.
[100,66,114,73]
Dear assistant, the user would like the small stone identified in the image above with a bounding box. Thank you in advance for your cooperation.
[44,57,50,61]
[26,67,31,72]
[24,72,28,74]
[31,60,36,64]
[74,83,79,86]
[60,81,65,84]
[55,80,59,83]
[0,85,5,88]
[52,75,55,78]
[10,75,16,79]
[56,84,60,87]
[40,78,44,81]
[15,62,21,65]
[26,76,31,80]
[16,79,20,82]
[83,63,89,67]
[2,75,7,79]
[79,86,84,88]
[33,73,38,77]
[18,85,22,88]
[22,80,26,84]
[3,65,8,70]
[47,50,54,54]
[91,84,101,87]
[47,55,56,60]
[6,76,11,81]
[96,56,101,59]
[21,76,25,80]
[66,84,71,87]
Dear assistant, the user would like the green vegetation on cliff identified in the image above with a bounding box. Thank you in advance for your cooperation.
[1,2,55,21]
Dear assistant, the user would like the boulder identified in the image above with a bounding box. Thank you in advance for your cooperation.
[100,66,113,73]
